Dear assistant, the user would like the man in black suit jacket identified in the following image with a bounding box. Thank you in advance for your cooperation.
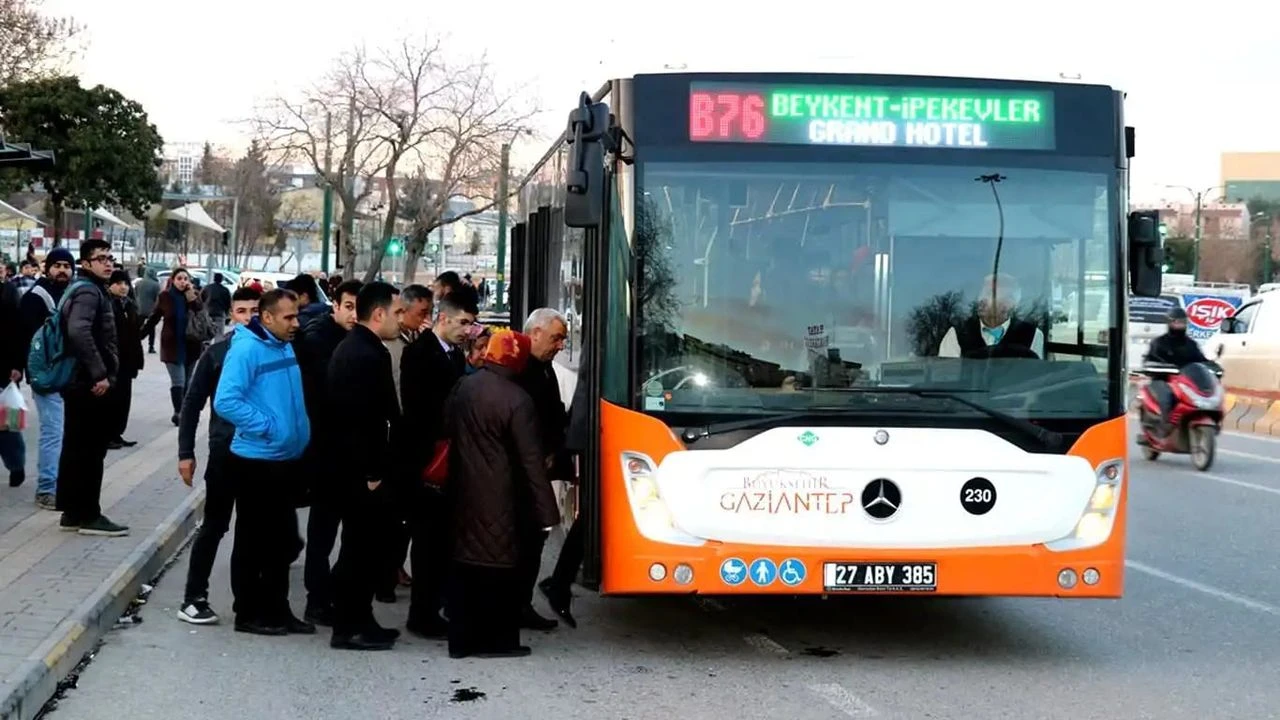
[399,287,478,639]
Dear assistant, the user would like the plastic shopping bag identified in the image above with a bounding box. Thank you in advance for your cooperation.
[1,383,27,432]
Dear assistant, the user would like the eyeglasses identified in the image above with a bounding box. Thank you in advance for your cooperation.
[89,255,114,265]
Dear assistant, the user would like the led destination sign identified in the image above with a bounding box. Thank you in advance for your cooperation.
[689,82,1056,150]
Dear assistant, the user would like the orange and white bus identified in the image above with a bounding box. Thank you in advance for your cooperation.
[508,71,1163,598]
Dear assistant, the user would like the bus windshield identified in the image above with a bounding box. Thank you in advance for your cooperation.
[633,159,1118,420]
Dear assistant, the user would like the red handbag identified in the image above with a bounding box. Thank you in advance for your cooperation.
[422,440,450,488]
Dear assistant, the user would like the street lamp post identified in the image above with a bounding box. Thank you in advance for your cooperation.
[1166,184,1224,280]
[1254,211,1275,285]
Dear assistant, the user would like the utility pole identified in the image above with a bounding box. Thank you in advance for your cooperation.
[1169,184,1223,280]
[495,142,511,312]
[320,111,334,274]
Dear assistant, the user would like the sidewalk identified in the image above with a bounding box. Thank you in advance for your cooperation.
[0,362,206,720]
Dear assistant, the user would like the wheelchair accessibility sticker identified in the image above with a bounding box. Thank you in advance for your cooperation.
[779,558,806,587]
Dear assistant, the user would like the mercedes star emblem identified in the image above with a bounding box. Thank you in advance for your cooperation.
[861,479,902,520]
[873,429,890,445]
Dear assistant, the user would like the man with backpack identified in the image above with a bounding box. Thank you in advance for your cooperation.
[17,248,74,510]
[48,240,126,537]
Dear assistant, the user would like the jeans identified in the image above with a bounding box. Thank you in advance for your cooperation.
[32,392,63,495]
[165,361,191,389]
[0,430,25,476]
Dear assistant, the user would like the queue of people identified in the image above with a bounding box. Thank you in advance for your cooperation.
[173,268,576,659]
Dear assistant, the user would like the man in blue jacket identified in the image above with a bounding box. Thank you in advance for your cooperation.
[213,288,313,637]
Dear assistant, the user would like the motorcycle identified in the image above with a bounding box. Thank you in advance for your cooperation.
[1135,360,1225,471]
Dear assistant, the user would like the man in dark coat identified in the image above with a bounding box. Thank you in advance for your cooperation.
[105,270,144,449]
[539,361,591,628]
[57,239,126,537]
[515,307,570,631]
[444,329,560,659]
[326,282,404,651]
[399,287,478,638]
[294,279,362,626]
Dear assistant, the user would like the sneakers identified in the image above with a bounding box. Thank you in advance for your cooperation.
[178,599,220,625]
[77,516,129,537]
[35,494,56,511]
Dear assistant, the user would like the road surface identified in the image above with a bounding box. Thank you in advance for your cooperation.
[42,430,1280,720]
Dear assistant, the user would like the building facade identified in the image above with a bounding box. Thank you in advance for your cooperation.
[1222,152,1280,204]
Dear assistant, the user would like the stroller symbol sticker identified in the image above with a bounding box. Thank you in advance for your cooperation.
[779,558,806,587]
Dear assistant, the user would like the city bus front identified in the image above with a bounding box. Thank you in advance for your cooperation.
[566,72,1160,598]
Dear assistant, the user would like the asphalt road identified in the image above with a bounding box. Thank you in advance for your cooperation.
[43,430,1280,720]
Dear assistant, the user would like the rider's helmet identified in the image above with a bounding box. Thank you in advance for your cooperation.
[1167,307,1189,335]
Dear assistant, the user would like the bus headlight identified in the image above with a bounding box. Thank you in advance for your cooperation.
[1045,458,1124,552]
[621,452,705,547]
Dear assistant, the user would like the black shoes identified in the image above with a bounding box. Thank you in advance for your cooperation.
[520,605,558,631]
[8,470,24,488]
[538,578,577,629]
[304,603,335,627]
[405,616,448,640]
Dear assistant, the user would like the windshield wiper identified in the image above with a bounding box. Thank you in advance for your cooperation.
[681,410,860,444]
[836,388,1065,451]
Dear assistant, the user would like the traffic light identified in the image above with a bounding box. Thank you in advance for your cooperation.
[386,237,403,256]
[1158,222,1169,240]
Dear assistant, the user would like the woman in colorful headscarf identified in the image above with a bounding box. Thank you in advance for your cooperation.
[461,323,491,374]
[442,329,560,659]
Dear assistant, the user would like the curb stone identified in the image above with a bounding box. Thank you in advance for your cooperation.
[0,487,206,720]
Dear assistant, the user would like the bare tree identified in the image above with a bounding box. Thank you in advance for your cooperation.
[0,0,81,87]
[251,48,388,271]
[385,51,536,282]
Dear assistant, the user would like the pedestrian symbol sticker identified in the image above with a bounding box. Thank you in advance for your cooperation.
[749,558,778,586]
[779,558,806,587]
[720,558,747,586]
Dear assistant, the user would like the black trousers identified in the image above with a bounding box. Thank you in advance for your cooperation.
[379,517,411,596]
[184,446,233,603]
[518,529,550,607]
[332,482,392,634]
[228,454,300,624]
[55,389,112,524]
[304,485,342,610]
[549,515,584,589]
[407,488,450,625]
[446,561,522,657]
[110,375,133,439]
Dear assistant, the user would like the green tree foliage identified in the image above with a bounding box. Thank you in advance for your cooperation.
[0,76,164,243]
[0,0,81,87]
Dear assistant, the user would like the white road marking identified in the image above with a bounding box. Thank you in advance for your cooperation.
[1153,463,1280,497]
[743,632,791,656]
[1223,430,1280,445]
[1126,560,1280,617]
[1219,447,1280,464]
[806,682,878,717]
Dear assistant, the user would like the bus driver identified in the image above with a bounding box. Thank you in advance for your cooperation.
[937,272,1044,359]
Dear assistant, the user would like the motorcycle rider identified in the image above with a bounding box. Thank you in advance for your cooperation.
[1142,306,1209,430]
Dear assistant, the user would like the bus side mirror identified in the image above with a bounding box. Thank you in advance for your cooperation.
[1128,210,1162,297]
[564,93,611,229]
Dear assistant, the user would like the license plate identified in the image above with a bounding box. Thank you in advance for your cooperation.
[823,562,937,592]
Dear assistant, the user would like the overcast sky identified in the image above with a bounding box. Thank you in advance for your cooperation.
[46,0,1280,204]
